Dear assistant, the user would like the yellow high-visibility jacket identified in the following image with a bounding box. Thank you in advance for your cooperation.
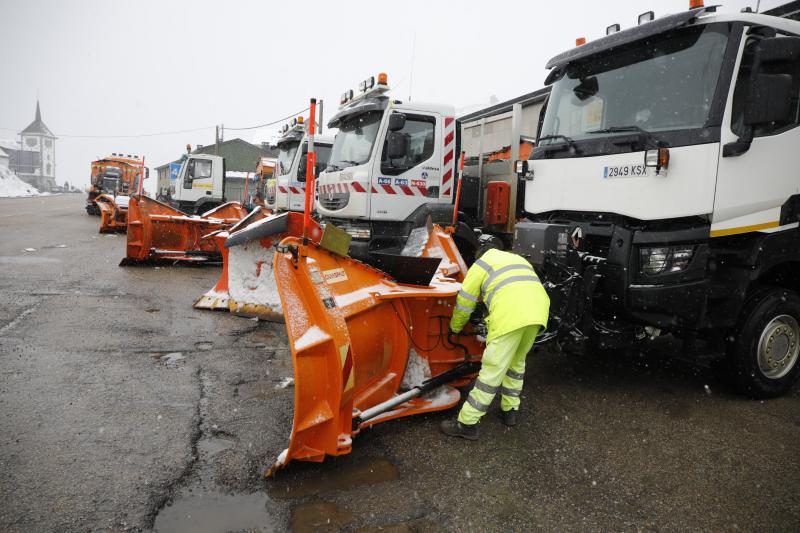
[450,248,549,342]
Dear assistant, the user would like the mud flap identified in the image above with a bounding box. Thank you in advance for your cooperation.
[121,196,249,265]
[269,223,483,474]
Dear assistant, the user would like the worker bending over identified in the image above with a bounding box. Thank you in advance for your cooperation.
[441,248,549,439]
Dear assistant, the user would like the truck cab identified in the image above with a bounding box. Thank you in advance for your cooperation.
[514,5,800,397]
[270,119,334,212]
[316,74,462,260]
[86,154,145,215]
[172,153,226,214]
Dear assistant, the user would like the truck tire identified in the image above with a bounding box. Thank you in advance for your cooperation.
[726,286,800,398]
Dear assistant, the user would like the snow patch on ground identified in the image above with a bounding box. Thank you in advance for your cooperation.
[0,167,44,197]
[276,377,294,389]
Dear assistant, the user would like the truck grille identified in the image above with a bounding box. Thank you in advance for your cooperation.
[319,191,349,211]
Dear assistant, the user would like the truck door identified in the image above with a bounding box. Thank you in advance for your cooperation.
[714,32,800,236]
[370,112,442,221]
[180,157,214,204]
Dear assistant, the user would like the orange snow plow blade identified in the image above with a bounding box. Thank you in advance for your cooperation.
[95,194,130,233]
[121,195,249,265]
[269,223,484,474]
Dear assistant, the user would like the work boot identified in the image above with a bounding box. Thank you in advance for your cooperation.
[500,409,518,427]
[440,419,479,440]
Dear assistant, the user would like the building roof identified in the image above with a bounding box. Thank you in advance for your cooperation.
[0,139,20,152]
[20,101,56,138]
[459,87,550,124]
[0,147,8,158]
[192,138,277,172]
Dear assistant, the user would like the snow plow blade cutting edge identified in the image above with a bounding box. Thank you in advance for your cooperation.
[269,224,484,474]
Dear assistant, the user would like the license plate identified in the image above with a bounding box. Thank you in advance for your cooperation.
[603,164,648,179]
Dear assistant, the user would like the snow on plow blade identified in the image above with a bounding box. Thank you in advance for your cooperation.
[269,224,484,474]
[194,211,322,322]
[121,196,249,265]
[95,194,129,233]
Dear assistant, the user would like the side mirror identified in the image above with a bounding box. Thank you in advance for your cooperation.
[386,132,408,159]
[724,73,794,157]
[744,73,793,126]
[388,112,406,132]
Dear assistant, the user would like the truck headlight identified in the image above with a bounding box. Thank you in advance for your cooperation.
[639,245,695,276]
[344,227,371,239]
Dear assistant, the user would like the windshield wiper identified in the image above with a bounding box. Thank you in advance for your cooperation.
[587,126,665,148]
[340,160,364,166]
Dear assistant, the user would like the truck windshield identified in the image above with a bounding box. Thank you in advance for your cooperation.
[539,22,730,154]
[326,110,383,171]
[277,141,300,175]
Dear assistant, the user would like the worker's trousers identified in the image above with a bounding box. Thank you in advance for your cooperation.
[458,325,540,426]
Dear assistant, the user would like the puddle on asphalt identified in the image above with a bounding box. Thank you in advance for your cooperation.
[197,436,234,458]
[269,456,399,500]
[153,490,275,533]
[291,501,354,532]
[158,352,185,366]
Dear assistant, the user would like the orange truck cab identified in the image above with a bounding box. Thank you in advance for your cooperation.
[86,153,146,215]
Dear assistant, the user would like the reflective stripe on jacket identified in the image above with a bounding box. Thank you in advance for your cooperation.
[450,248,549,342]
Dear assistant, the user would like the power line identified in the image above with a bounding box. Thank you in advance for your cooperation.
[225,107,310,131]
[0,106,311,139]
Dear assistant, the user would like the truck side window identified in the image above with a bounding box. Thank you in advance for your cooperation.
[380,115,436,176]
[191,159,213,179]
[298,145,332,182]
[732,35,800,138]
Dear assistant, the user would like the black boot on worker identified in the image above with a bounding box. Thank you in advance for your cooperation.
[440,419,479,440]
[500,409,518,427]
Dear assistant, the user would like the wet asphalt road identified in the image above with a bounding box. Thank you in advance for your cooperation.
[1,194,799,532]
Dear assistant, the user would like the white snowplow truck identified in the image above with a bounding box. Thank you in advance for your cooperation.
[512,4,800,397]
[267,118,334,212]
[316,73,481,262]
[172,153,227,214]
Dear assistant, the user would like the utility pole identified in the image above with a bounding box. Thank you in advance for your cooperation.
[215,125,220,155]
[318,100,324,134]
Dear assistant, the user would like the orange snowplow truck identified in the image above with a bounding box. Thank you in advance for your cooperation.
[86,154,146,215]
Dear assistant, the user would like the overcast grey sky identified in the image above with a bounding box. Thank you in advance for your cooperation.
[0,0,785,188]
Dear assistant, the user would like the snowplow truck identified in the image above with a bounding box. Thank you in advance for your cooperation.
[512,4,800,398]
[171,153,229,214]
[315,74,532,266]
[86,154,145,215]
[316,73,487,265]
[267,118,334,213]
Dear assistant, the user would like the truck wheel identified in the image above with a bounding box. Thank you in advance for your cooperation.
[727,287,800,398]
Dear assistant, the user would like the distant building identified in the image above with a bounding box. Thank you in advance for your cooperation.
[2,101,57,191]
[0,147,9,170]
